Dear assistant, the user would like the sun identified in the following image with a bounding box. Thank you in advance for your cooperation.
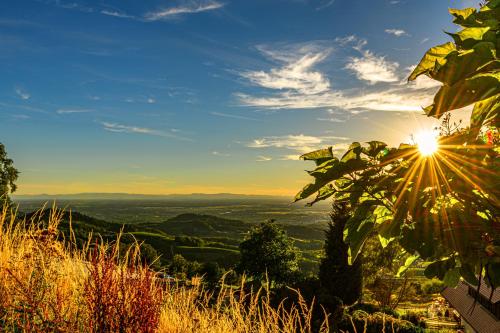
[414,130,438,156]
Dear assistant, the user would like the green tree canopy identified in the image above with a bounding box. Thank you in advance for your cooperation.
[238,220,299,285]
[0,143,19,208]
[295,0,500,289]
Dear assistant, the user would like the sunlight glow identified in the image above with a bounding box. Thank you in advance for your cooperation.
[415,130,439,156]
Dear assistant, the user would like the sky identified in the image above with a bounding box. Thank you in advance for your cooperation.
[0,0,477,196]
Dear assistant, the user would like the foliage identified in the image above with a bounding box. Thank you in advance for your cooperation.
[84,246,163,332]
[0,143,19,208]
[421,278,446,295]
[319,202,362,306]
[168,254,201,279]
[296,0,500,289]
[400,310,427,329]
[340,310,423,333]
[362,236,412,309]
[238,220,299,285]
[175,235,205,247]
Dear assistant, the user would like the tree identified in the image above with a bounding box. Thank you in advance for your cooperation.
[362,237,410,309]
[238,220,299,285]
[319,202,362,306]
[295,0,500,289]
[0,143,19,208]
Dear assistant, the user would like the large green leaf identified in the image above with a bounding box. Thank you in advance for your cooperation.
[408,42,456,81]
[397,255,420,277]
[344,200,379,263]
[443,267,461,287]
[300,147,334,166]
[470,94,500,137]
[295,157,367,202]
[341,142,362,162]
[306,184,336,206]
[424,257,456,280]
[447,27,492,49]
[487,263,500,289]
[449,8,476,26]
[449,8,477,27]
[430,42,497,86]
[362,141,388,158]
[459,263,480,285]
[425,72,500,118]
[346,218,375,265]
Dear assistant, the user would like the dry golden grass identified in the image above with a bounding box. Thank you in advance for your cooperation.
[0,205,328,332]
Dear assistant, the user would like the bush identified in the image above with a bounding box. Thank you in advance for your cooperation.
[350,303,399,318]
[340,310,424,333]
[174,235,205,247]
[401,310,427,328]
[422,279,445,294]
[84,246,163,332]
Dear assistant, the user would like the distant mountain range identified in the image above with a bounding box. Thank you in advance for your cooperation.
[13,192,292,201]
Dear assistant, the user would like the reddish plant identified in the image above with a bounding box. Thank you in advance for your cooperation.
[83,244,162,333]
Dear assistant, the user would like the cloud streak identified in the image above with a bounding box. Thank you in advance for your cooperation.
[210,111,260,121]
[57,109,93,114]
[256,155,272,162]
[144,1,224,21]
[102,122,192,141]
[247,134,349,154]
[385,29,408,37]
[39,0,224,22]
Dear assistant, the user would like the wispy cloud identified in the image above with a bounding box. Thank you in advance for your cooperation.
[212,151,231,157]
[279,154,301,161]
[236,36,437,112]
[345,50,399,84]
[100,9,134,19]
[256,155,272,162]
[12,114,30,120]
[56,109,93,114]
[210,111,260,121]
[247,134,349,154]
[15,87,30,100]
[39,0,223,22]
[317,117,346,123]
[241,50,331,95]
[102,122,192,141]
[144,1,224,21]
[385,29,408,37]
[236,87,432,112]
[38,0,94,13]
[316,0,335,10]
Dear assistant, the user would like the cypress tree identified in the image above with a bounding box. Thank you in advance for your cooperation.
[319,202,362,306]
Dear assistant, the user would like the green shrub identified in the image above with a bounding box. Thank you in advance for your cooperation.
[401,310,427,328]
[422,279,445,294]
[174,235,205,247]
[340,310,424,333]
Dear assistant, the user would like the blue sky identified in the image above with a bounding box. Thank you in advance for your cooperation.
[0,0,476,195]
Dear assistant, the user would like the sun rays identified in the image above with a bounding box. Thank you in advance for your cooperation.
[415,130,439,157]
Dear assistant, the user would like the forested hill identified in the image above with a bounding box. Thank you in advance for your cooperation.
[19,210,325,272]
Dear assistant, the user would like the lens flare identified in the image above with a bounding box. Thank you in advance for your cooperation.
[415,130,438,156]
